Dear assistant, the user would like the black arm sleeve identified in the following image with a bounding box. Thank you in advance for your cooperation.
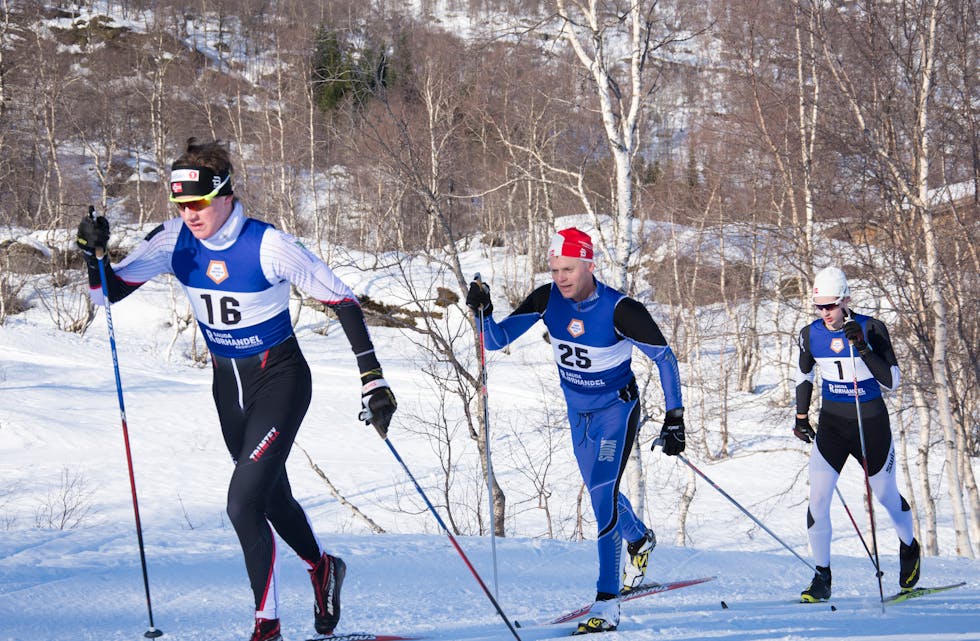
[796,325,815,415]
[83,254,142,303]
[860,317,898,388]
[331,300,382,375]
[612,297,669,346]
[511,283,552,316]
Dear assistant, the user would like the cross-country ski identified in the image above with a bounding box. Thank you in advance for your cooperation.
[883,582,967,605]
[545,577,717,625]
[306,634,422,641]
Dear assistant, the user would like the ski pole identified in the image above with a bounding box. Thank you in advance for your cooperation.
[834,486,882,577]
[653,436,816,572]
[382,436,522,641]
[91,207,163,639]
[845,313,885,609]
[472,272,499,597]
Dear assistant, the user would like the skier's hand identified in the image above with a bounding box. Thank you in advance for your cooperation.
[842,315,869,355]
[793,416,816,443]
[77,210,110,259]
[465,279,493,316]
[358,370,397,439]
[657,408,685,456]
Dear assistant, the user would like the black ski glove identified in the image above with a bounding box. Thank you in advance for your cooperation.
[358,369,397,439]
[657,408,685,456]
[465,279,493,316]
[77,210,110,260]
[842,315,869,356]
[793,416,816,443]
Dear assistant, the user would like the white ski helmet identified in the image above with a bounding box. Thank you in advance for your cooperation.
[812,266,850,302]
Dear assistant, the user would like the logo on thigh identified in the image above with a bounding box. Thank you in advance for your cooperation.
[598,438,618,462]
[250,426,280,461]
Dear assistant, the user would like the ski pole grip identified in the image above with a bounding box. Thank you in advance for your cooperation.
[87,205,106,260]
[359,406,389,440]
[471,273,488,320]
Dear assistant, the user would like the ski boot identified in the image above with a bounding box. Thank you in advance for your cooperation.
[622,528,656,593]
[800,565,832,603]
[249,618,282,641]
[310,552,346,634]
[899,538,921,590]
[573,593,619,635]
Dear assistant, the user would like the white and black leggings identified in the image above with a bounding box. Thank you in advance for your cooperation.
[807,407,914,567]
[213,335,321,619]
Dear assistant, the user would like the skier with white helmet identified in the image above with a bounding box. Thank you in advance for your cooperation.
[794,266,920,602]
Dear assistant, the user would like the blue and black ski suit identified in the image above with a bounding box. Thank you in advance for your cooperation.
[480,279,683,595]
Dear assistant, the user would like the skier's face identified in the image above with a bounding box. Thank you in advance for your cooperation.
[176,195,234,240]
[549,255,596,302]
[814,296,849,329]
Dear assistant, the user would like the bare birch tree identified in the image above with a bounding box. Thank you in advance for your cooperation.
[549,0,705,521]
[552,0,701,290]
[336,28,513,536]
[814,0,977,557]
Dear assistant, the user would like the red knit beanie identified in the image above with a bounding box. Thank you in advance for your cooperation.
[548,227,594,261]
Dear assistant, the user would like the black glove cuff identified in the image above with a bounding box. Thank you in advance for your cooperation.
[664,407,684,426]
[466,282,493,315]
[82,251,110,289]
[360,368,384,383]
[795,416,811,429]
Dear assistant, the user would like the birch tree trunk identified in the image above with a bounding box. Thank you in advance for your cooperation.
[0,1,6,120]
[901,1,974,558]
[818,0,975,558]
[793,1,819,270]
[555,0,644,292]
[553,0,701,524]
[911,386,938,554]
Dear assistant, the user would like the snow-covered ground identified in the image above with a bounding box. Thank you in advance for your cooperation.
[6,1,977,638]
[0,236,977,641]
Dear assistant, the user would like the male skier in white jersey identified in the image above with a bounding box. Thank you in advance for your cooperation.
[794,266,920,602]
[466,227,684,634]
[77,139,397,641]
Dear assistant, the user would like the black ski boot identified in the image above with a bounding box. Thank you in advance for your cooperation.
[800,565,831,603]
[310,552,346,634]
[900,538,921,590]
[248,618,282,641]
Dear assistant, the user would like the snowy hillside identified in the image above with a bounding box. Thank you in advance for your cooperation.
[0,229,978,641]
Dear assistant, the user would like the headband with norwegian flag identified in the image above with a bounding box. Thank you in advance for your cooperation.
[169,165,233,202]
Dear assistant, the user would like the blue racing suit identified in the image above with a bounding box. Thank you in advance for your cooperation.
[481,279,682,595]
